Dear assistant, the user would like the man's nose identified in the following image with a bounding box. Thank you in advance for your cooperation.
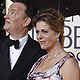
[4,14,9,19]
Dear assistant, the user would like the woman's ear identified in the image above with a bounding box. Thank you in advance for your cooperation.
[56,32,60,41]
[23,17,31,27]
[57,32,60,37]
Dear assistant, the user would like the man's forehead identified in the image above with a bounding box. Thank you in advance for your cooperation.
[9,2,26,11]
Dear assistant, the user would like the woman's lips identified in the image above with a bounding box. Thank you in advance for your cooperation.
[39,41,45,44]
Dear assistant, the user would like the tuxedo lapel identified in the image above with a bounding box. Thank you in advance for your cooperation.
[9,35,38,78]
[0,37,11,79]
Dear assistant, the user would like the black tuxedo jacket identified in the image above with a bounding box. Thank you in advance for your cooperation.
[0,34,46,80]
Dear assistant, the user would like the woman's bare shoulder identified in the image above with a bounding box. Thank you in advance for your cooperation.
[61,56,80,80]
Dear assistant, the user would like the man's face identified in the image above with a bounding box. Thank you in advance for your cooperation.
[4,2,28,34]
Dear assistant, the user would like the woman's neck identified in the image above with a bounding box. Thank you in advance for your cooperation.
[47,42,62,58]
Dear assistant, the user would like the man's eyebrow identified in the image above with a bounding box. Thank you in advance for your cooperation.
[8,8,17,12]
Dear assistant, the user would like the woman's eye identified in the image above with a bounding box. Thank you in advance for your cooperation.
[42,30,48,33]
[36,30,48,34]
[36,30,39,34]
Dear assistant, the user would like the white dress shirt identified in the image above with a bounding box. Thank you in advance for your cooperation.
[9,34,28,70]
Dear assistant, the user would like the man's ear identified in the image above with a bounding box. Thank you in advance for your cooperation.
[23,17,31,27]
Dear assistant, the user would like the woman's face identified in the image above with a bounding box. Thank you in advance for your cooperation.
[36,21,59,51]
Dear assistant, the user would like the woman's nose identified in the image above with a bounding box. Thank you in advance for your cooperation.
[37,32,43,40]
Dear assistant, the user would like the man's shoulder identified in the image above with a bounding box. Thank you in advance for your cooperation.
[27,35,40,47]
[0,35,7,43]
[27,35,47,53]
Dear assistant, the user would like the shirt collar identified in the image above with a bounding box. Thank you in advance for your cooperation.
[9,34,28,48]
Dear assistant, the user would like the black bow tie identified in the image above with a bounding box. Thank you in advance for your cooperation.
[8,39,20,49]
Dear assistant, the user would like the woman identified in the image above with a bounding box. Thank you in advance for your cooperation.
[27,8,80,80]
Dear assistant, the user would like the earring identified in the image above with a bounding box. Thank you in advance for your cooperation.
[57,37,59,41]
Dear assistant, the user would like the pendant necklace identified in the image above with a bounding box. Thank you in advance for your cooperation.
[47,49,63,60]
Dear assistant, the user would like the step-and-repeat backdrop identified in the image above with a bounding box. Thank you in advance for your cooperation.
[6,0,80,67]
[64,16,80,67]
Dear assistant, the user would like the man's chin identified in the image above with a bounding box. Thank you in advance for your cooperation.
[3,26,9,32]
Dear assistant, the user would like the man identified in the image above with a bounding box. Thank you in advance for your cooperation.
[0,0,46,80]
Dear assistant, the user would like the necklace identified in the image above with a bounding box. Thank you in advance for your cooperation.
[47,49,63,60]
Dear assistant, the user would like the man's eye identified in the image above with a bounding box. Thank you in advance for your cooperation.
[11,12,15,15]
